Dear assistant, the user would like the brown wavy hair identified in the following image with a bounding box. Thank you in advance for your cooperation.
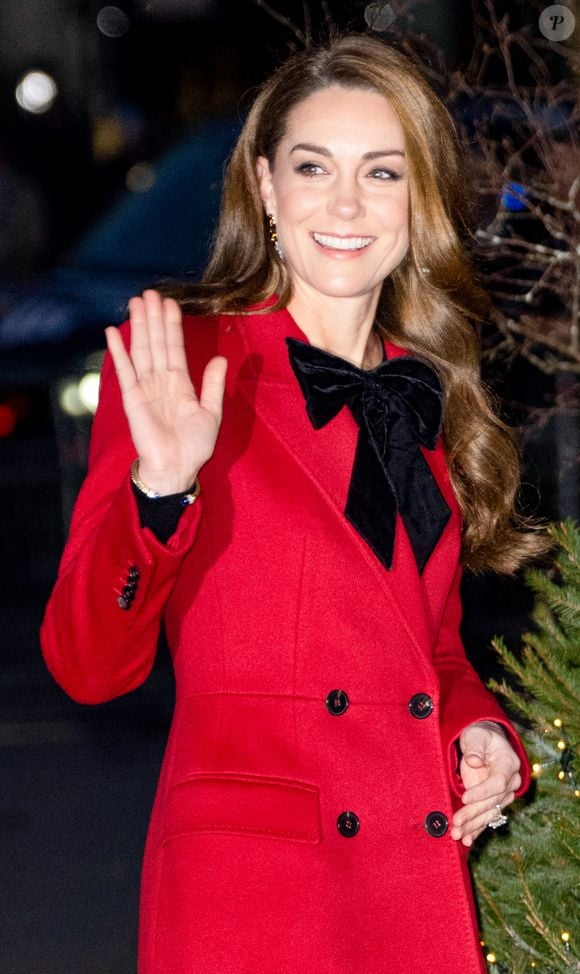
[172,33,550,574]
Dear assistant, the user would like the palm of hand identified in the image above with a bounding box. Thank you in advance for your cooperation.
[122,364,219,473]
[105,290,227,493]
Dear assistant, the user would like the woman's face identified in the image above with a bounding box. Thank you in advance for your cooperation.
[257,85,410,306]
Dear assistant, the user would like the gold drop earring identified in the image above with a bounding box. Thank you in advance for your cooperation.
[267,213,284,261]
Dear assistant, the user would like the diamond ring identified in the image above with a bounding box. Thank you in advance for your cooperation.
[487,803,509,830]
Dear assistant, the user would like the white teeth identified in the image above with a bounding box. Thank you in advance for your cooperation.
[312,233,373,251]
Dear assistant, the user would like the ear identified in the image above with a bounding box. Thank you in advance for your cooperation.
[256,156,275,218]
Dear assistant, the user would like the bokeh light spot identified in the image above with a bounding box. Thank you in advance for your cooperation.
[15,71,58,114]
[78,373,101,414]
[364,3,396,31]
[97,6,130,37]
[126,162,156,192]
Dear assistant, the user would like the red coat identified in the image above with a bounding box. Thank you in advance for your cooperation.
[41,305,530,974]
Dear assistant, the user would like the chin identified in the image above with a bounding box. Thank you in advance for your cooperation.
[307,279,381,300]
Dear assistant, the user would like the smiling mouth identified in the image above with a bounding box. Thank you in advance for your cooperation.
[311,232,374,251]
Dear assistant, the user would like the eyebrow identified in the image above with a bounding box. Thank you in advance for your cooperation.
[290,142,406,160]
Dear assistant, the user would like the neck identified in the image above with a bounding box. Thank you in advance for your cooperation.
[287,285,382,370]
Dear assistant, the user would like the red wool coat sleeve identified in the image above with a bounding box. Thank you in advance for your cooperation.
[40,323,204,704]
[433,562,530,799]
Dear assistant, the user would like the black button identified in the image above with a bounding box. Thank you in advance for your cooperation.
[409,693,434,720]
[128,566,140,580]
[325,689,349,716]
[337,811,360,837]
[425,811,448,837]
[122,584,136,599]
[117,595,131,611]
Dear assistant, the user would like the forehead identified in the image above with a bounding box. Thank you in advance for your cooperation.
[279,85,406,153]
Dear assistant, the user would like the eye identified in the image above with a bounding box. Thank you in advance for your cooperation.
[294,162,327,176]
[368,167,402,181]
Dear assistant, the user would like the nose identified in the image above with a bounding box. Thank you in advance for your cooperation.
[326,175,364,221]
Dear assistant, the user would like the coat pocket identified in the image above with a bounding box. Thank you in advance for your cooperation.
[161,772,322,845]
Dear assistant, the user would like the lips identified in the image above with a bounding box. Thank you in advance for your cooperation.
[311,232,374,251]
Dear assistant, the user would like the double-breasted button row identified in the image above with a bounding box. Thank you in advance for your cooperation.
[337,810,449,840]
[328,690,445,840]
[117,565,140,610]
[326,691,358,837]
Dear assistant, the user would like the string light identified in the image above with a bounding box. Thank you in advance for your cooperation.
[486,952,497,963]
[531,720,578,794]
[561,931,570,943]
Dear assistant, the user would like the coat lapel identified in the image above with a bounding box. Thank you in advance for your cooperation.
[223,305,433,672]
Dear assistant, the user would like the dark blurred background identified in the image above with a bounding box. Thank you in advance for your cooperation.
[0,2,577,972]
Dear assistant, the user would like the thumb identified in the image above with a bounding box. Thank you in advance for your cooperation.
[464,751,486,768]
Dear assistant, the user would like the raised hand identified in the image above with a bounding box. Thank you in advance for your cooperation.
[105,289,227,495]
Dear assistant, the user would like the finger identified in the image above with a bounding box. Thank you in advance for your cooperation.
[454,797,499,832]
[461,771,513,805]
[463,795,513,839]
[509,771,522,793]
[452,793,514,839]
[128,296,153,379]
[199,356,228,422]
[105,326,138,396]
[142,289,167,370]
[162,298,188,372]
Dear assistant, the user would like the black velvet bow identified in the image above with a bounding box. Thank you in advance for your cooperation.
[286,337,451,574]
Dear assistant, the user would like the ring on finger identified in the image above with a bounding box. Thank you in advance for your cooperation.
[487,803,508,830]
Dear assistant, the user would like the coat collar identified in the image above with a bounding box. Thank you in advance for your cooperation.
[229,299,410,383]
[217,301,436,671]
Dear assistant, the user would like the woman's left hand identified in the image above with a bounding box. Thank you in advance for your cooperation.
[450,721,522,846]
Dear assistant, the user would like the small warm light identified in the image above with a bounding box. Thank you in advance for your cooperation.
[575,789,580,798]
[558,770,566,780]
[557,740,566,750]
[532,762,542,775]
[92,116,126,160]
[126,162,156,192]
[97,5,130,37]
[561,932,571,943]
[553,718,563,728]
[486,952,497,963]
[15,70,58,114]
[531,963,536,969]
[78,372,101,414]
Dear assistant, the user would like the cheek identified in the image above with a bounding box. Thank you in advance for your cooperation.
[379,192,409,231]
[274,183,319,225]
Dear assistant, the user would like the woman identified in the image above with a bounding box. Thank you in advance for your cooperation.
[41,34,546,974]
